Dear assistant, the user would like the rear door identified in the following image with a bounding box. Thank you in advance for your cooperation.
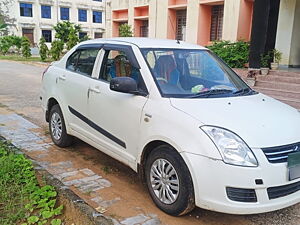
[87,44,149,166]
[58,45,101,137]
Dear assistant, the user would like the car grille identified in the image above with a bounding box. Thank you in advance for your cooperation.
[261,142,300,164]
[267,181,300,200]
[226,187,257,203]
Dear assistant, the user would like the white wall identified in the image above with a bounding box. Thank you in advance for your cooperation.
[275,0,297,66]
[289,0,300,66]
[2,0,105,45]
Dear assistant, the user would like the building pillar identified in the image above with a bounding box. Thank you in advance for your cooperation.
[275,0,298,66]
[248,0,270,68]
[186,0,199,44]
[222,0,241,42]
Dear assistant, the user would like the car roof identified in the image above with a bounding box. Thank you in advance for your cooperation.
[82,38,207,50]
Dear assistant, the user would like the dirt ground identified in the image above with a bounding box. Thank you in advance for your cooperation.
[1,60,300,225]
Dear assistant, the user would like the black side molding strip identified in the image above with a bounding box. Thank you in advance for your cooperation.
[68,106,126,149]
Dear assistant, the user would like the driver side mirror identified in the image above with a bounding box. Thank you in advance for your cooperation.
[110,77,139,95]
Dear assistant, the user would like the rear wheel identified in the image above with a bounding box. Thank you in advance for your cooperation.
[145,145,195,216]
[49,104,73,147]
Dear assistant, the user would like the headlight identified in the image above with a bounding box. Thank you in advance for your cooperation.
[201,126,258,167]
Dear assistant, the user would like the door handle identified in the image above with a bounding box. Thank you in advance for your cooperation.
[59,75,66,81]
[89,87,101,94]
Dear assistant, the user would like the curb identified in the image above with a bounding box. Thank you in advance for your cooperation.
[0,136,115,225]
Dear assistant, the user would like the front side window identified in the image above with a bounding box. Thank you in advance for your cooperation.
[66,49,99,76]
[93,11,102,23]
[78,9,87,22]
[20,3,32,17]
[60,7,69,20]
[100,50,147,93]
[41,5,51,19]
[42,30,52,42]
[142,48,252,98]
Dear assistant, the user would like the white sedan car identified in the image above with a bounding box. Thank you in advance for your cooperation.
[41,38,300,216]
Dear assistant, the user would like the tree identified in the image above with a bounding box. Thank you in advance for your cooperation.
[21,37,31,58]
[50,40,64,61]
[53,21,81,43]
[119,24,133,37]
[66,27,79,50]
[39,37,49,61]
[0,0,16,36]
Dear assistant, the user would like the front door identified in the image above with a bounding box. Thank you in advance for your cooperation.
[88,46,148,166]
[22,28,34,45]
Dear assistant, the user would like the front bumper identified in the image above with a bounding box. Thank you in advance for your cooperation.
[182,148,300,214]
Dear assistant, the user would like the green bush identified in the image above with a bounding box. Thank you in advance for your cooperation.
[66,27,79,50]
[0,140,63,225]
[21,37,31,58]
[206,40,250,68]
[0,35,23,55]
[39,37,49,62]
[119,24,133,37]
[260,52,271,68]
[50,40,64,61]
[53,21,81,43]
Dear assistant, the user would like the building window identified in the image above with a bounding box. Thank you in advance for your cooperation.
[93,11,102,23]
[42,30,52,42]
[60,7,69,20]
[41,5,51,19]
[94,32,103,39]
[210,5,224,41]
[140,20,148,37]
[20,3,32,17]
[79,32,88,40]
[78,9,87,22]
[176,10,186,41]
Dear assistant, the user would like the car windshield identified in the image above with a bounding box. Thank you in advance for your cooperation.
[141,48,255,98]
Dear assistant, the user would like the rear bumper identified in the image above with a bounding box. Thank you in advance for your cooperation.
[182,149,300,214]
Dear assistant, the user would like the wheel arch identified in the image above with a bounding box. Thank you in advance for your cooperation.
[138,140,185,182]
[45,97,59,122]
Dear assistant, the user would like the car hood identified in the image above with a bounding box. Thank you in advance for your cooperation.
[170,93,300,148]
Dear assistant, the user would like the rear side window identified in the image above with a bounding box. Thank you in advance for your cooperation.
[66,48,100,76]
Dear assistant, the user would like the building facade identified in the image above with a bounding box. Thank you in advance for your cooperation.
[106,0,253,45]
[106,0,300,68]
[2,0,105,46]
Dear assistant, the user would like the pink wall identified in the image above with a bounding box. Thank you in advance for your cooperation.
[237,0,254,41]
[167,9,177,39]
[197,4,212,46]
[134,20,143,37]
[112,10,128,20]
[134,6,149,17]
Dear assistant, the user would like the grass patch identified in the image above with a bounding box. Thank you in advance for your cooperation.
[0,139,63,225]
[0,55,53,63]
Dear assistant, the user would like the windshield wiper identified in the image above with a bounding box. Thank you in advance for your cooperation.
[233,88,255,96]
[188,89,233,98]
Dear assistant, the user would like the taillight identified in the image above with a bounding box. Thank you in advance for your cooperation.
[42,65,51,80]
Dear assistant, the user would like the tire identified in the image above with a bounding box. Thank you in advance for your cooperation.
[49,104,73,147]
[145,145,195,216]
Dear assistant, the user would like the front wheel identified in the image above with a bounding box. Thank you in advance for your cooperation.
[49,104,73,147]
[145,145,195,216]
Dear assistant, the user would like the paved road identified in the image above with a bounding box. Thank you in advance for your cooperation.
[0,60,46,127]
[1,60,300,225]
